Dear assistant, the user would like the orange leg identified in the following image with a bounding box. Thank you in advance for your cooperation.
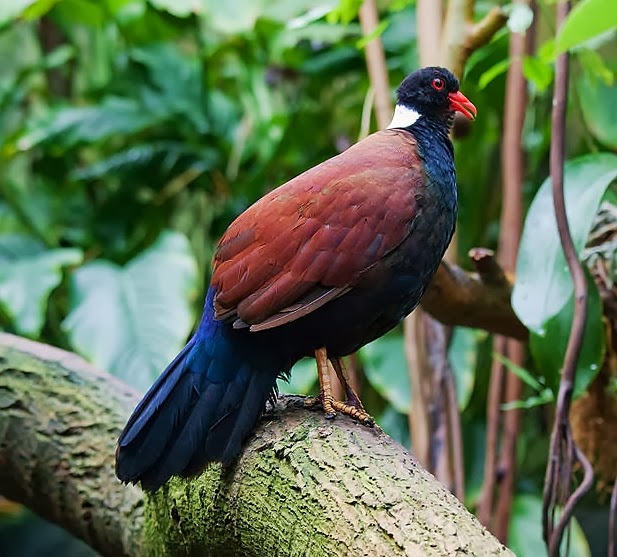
[305,348,374,427]
[304,347,336,418]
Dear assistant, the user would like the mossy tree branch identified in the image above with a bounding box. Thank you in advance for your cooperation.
[0,333,514,557]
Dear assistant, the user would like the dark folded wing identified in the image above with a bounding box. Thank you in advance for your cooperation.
[211,130,425,331]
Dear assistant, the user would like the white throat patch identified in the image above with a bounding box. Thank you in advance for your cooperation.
[387,104,421,129]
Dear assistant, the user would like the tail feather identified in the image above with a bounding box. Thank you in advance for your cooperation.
[137,381,227,490]
[115,297,289,491]
[119,338,196,447]
[204,369,274,464]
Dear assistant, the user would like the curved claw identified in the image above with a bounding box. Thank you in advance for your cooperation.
[307,349,375,427]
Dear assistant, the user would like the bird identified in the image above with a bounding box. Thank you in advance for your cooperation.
[115,66,476,491]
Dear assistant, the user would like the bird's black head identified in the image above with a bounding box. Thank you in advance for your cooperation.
[389,67,477,130]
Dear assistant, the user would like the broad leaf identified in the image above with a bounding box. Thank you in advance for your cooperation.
[448,327,484,410]
[522,55,553,91]
[105,0,145,23]
[530,270,604,397]
[279,357,318,395]
[513,153,617,333]
[509,495,590,557]
[0,235,82,336]
[16,97,164,150]
[377,406,410,448]
[62,231,198,391]
[578,69,617,150]
[149,0,197,17]
[361,333,410,413]
[478,58,511,90]
[0,0,56,26]
[555,0,617,54]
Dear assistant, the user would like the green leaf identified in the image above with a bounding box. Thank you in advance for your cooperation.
[376,406,409,447]
[51,0,107,26]
[361,333,410,413]
[278,357,318,395]
[555,0,617,54]
[62,231,198,391]
[494,352,544,392]
[149,0,197,17]
[501,390,554,410]
[131,44,208,133]
[0,0,36,25]
[578,65,617,150]
[478,58,511,90]
[16,97,163,150]
[105,0,145,23]
[449,327,484,409]
[577,48,614,85]
[327,0,363,24]
[355,20,389,49]
[0,235,82,336]
[0,0,57,26]
[530,270,604,397]
[199,0,267,34]
[522,55,553,91]
[513,153,617,333]
[509,495,590,557]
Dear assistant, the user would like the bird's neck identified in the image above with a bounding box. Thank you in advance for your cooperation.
[409,116,454,159]
[408,116,457,207]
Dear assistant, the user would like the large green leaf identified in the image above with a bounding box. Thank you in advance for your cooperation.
[0,235,82,336]
[578,70,617,150]
[555,0,617,54]
[0,0,57,26]
[62,231,198,391]
[361,333,410,413]
[131,45,208,134]
[16,97,164,150]
[148,0,196,17]
[448,327,485,410]
[512,153,617,333]
[530,270,604,397]
[278,357,318,395]
[508,495,590,557]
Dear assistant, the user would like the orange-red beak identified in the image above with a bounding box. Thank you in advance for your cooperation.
[448,90,477,120]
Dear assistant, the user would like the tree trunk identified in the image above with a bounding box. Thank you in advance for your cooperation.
[0,333,513,557]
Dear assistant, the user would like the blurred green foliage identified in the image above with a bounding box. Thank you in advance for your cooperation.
[1,0,617,555]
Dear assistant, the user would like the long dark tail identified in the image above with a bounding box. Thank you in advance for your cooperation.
[116,289,289,491]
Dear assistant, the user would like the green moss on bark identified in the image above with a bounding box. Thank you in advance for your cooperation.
[0,334,513,557]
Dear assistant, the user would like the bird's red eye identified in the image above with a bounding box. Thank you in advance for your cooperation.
[432,78,444,91]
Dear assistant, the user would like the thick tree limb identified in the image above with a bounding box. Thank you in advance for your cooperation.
[0,333,514,557]
[422,253,527,341]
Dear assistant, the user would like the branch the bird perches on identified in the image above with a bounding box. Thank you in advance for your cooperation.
[0,333,514,557]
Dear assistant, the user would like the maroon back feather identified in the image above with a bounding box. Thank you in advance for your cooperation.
[212,129,425,330]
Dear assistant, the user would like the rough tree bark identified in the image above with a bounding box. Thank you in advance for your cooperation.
[0,333,513,557]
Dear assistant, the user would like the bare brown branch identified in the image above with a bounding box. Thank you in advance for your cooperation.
[441,3,508,78]
[421,255,527,341]
[466,7,510,54]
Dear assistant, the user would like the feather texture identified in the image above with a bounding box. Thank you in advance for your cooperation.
[212,130,424,328]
